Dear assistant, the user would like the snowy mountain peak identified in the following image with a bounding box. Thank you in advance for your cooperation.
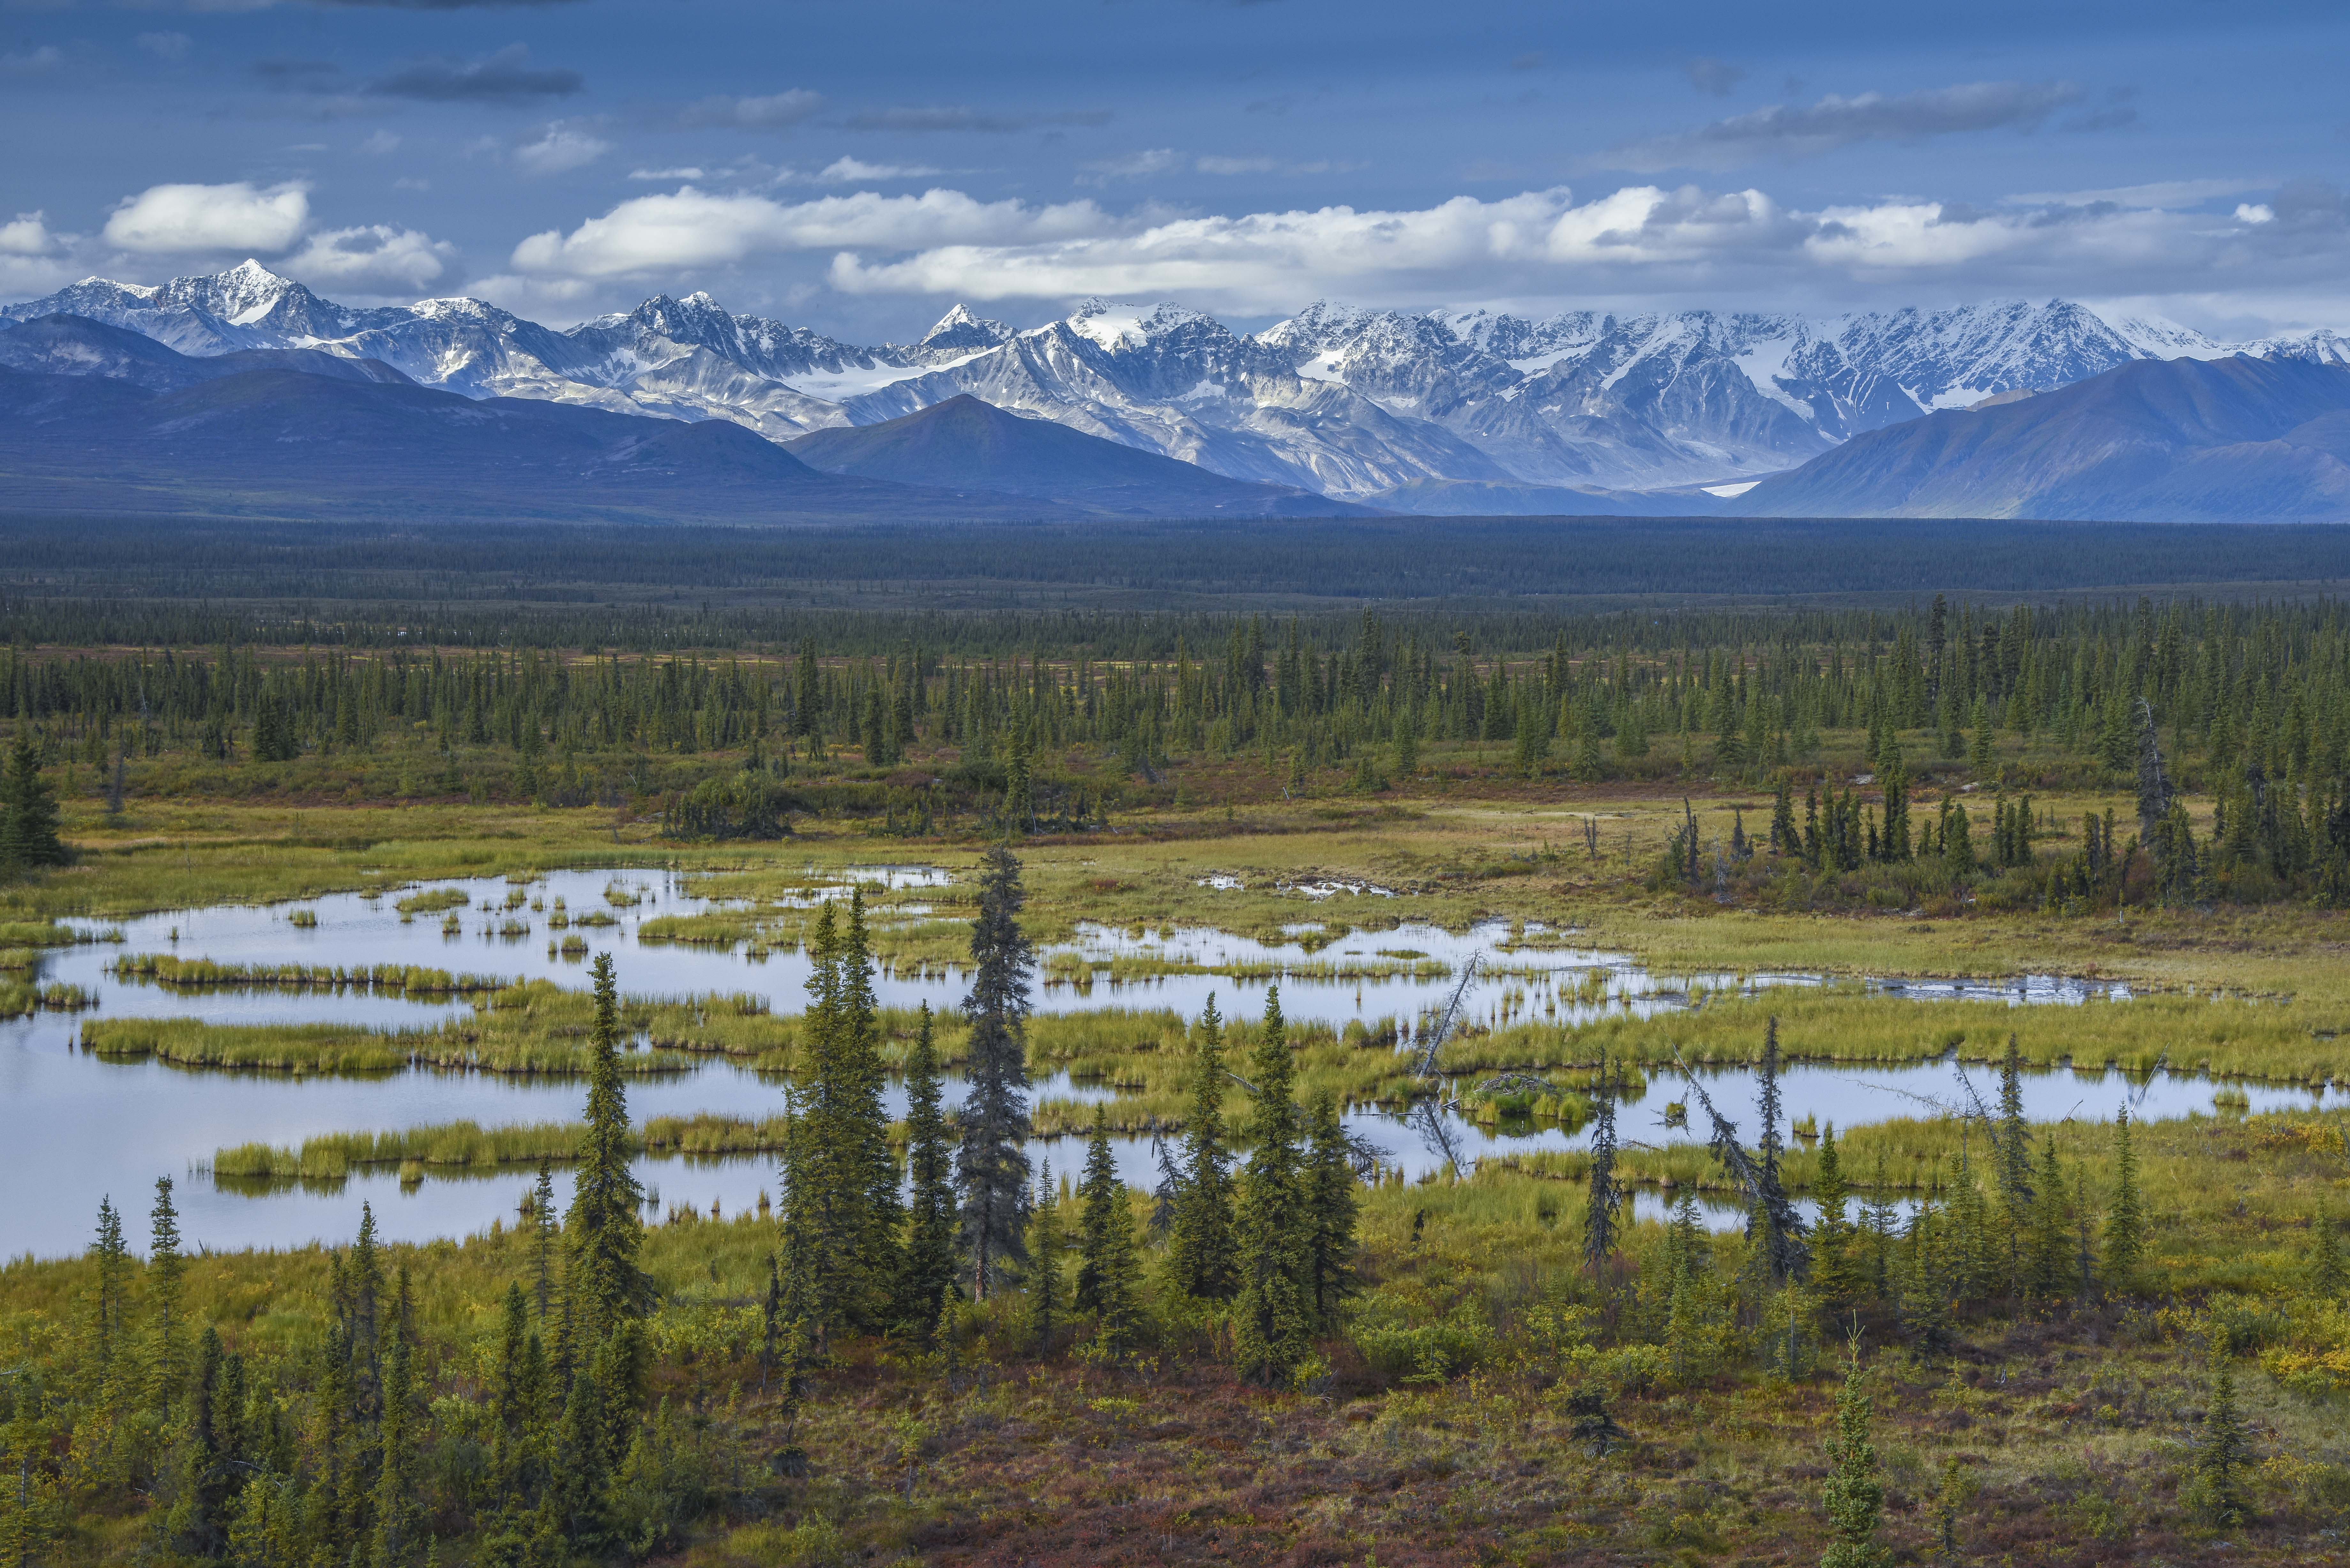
[918,303,1012,352]
[163,259,308,326]
[1063,298,1217,351]
[17,258,2350,510]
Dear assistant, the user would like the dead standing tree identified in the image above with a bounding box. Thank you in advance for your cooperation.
[1674,1017,1810,1285]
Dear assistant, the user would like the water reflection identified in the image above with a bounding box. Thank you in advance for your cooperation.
[0,863,2270,1261]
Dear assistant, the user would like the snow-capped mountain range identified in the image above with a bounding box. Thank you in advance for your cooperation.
[9,260,2348,506]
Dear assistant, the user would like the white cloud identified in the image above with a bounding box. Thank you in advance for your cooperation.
[2,45,62,74]
[1600,81,2087,173]
[514,122,611,177]
[462,271,605,325]
[280,224,456,296]
[0,252,80,304]
[359,130,402,156]
[0,211,60,257]
[134,32,193,61]
[487,175,2350,332]
[509,185,1106,279]
[103,180,309,254]
[817,157,941,183]
[630,166,705,181]
[805,180,2321,315]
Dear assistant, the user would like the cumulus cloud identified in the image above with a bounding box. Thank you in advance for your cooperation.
[370,44,580,105]
[280,224,456,294]
[0,212,61,257]
[825,187,1746,305]
[481,170,2350,328]
[841,104,1112,133]
[513,122,611,176]
[794,180,2312,315]
[508,185,1107,279]
[104,181,310,254]
[1600,80,2088,172]
[677,91,822,130]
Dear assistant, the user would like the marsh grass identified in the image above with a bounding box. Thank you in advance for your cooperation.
[0,980,95,1017]
[109,954,514,995]
[212,1110,803,1180]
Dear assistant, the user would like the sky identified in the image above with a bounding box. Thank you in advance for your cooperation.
[4,0,2348,341]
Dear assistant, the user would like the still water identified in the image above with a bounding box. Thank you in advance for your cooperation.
[1,866,2307,1260]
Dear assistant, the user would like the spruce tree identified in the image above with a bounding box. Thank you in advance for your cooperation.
[1024,1162,1064,1356]
[1995,1033,2033,1287]
[0,728,67,872]
[1664,1191,1710,1386]
[957,847,1035,1301]
[896,1004,959,1339]
[371,1268,421,1568]
[165,1328,232,1556]
[2103,1106,2144,1289]
[1235,987,1314,1386]
[784,898,897,1338]
[530,1159,558,1324]
[149,1175,186,1422]
[1943,802,1975,879]
[2025,1139,2072,1299]
[1861,1154,1898,1302]
[1809,1126,1861,1322]
[485,1282,547,1549]
[566,954,650,1347]
[2312,1207,2347,1299]
[551,1357,612,1553]
[90,1196,129,1388]
[1770,776,1798,856]
[1169,996,1238,1300]
[2073,1165,2099,1300]
[1073,1107,1142,1350]
[1821,1350,1891,1568]
[1584,1054,1621,1279]
[1898,1204,1955,1362]
[2193,1357,2251,1527]
[1304,1092,1360,1327]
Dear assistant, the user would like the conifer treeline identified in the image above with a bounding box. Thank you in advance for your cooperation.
[8,853,1366,1563]
[9,596,2349,791]
[26,953,662,1565]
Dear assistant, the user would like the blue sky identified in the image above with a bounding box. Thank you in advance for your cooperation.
[4,0,2347,339]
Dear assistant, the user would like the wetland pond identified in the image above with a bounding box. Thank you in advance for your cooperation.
[1,866,2318,1260]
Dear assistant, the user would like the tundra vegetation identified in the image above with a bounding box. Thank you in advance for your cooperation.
[3,586,2350,1565]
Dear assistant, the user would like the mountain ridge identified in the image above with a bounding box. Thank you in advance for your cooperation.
[23,257,2350,503]
[11,261,2350,512]
[1732,353,2350,521]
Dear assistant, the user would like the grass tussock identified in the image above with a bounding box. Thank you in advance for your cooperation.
[109,954,514,995]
